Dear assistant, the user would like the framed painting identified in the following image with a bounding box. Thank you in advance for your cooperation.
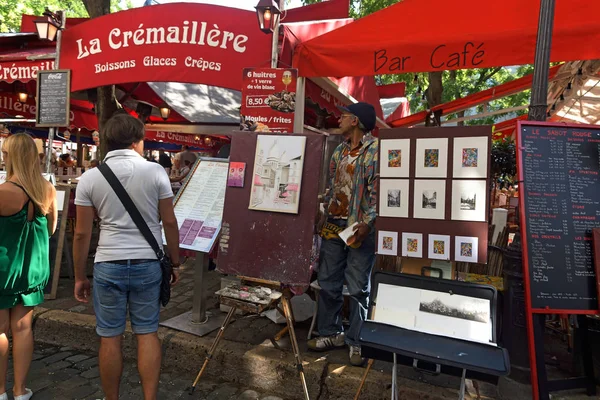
[415,138,448,178]
[413,179,446,220]
[379,179,410,218]
[451,180,487,222]
[453,136,488,178]
[380,139,410,178]
[249,135,306,214]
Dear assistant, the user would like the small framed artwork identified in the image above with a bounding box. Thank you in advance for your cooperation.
[228,162,246,187]
[455,236,479,263]
[415,138,448,178]
[451,180,487,222]
[413,180,446,220]
[378,230,398,256]
[428,234,451,260]
[402,232,423,258]
[453,137,488,178]
[380,139,410,178]
[379,179,409,218]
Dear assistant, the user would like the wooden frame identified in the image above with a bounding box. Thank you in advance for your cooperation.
[45,185,71,300]
[35,69,71,128]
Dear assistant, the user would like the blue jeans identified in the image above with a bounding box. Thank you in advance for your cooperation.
[93,260,161,337]
[317,220,376,346]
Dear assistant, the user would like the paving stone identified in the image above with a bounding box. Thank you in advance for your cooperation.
[81,366,101,379]
[40,351,73,364]
[63,383,98,399]
[74,356,99,371]
[31,352,46,361]
[66,354,91,363]
[207,384,239,400]
[69,304,88,312]
[238,389,261,399]
[260,397,284,400]
[47,360,72,372]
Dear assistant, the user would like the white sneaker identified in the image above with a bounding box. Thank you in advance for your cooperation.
[307,332,346,351]
[14,388,33,400]
[0,391,7,400]
[349,345,366,366]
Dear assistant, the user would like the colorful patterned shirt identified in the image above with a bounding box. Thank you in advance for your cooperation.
[325,135,379,228]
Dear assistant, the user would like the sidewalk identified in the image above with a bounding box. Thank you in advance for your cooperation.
[33,258,586,400]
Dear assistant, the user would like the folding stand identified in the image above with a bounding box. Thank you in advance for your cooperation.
[188,287,310,400]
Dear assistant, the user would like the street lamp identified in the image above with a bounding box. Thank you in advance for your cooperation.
[34,8,65,174]
[34,9,63,42]
[255,0,281,34]
[159,105,171,120]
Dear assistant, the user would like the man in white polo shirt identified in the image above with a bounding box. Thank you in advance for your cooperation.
[72,113,180,400]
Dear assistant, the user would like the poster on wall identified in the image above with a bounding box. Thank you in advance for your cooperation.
[170,158,228,253]
[241,67,297,133]
[249,135,306,214]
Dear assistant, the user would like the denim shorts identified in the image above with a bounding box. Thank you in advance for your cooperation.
[93,260,161,337]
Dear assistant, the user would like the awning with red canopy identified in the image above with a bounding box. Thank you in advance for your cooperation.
[293,0,600,78]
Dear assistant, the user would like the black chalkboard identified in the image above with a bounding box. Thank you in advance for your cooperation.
[519,122,600,311]
[36,70,71,127]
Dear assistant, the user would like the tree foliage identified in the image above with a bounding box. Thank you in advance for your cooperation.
[0,0,132,33]
[300,0,533,125]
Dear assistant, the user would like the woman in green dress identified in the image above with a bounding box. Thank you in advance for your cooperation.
[0,133,57,400]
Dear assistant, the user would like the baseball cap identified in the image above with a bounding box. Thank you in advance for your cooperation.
[337,102,377,132]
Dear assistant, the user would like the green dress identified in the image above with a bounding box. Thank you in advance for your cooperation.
[0,182,50,309]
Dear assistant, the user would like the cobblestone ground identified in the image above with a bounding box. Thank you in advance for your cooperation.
[4,344,282,400]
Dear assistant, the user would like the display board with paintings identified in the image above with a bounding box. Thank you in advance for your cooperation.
[217,132,324,286]
[376,126,491,264]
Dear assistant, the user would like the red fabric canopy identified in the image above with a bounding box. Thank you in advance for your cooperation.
[293,0,600,77]
[388,64,563,128]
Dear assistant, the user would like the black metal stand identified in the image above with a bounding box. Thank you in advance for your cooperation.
[532,314,596,399]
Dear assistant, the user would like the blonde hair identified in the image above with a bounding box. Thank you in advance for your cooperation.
[2,133,52,214]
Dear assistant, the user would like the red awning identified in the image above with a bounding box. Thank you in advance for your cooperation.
[293,0,600,77]
[0,48,56,83]
[387,65,563,128]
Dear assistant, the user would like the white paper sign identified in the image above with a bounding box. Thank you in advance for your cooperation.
[169,159,229,253]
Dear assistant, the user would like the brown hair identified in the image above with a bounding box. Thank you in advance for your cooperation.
[103,113,145,152]
[2,133,52,214]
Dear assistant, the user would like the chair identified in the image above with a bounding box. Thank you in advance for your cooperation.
[356,272,510,400]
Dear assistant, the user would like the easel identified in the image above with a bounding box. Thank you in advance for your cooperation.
[188,277,310,400]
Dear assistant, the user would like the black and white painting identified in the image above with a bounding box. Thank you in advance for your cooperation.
[388,189,401,208]
[419,291,489,324]
[379,179,409,218]
[451,180,486,221]
[460,190,477,210]
[422,190,437,209]
[413,180,445,220]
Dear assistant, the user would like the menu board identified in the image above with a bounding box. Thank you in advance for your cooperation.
[36,70,71,127]
[169,158,228,253]
[519,122,600,311]
[240,67,297,133]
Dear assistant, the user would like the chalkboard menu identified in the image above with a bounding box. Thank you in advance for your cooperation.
[518,122,600,311]
[36,70,71,127]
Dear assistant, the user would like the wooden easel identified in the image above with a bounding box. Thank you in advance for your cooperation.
[188,277,310,400]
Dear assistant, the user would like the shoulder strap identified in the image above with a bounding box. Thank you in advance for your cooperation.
[98,163,164,259]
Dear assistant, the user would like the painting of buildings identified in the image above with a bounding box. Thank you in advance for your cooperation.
[249,135,306,214]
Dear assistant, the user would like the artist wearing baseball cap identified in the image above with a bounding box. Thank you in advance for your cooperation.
[309,102,378,367]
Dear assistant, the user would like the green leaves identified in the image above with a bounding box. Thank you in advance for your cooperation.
[0,0,131,32]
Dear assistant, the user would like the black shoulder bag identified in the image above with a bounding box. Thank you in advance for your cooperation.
[98,163,173,306]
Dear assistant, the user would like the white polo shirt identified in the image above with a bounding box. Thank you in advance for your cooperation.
[75,149,173,262]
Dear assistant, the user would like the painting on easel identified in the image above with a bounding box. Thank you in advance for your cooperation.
[248,135,306,214]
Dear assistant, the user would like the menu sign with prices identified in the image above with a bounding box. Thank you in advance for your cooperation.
[241,67,297,133]
[518,122,600,311]
[36,70,71,127]
[168,158,228,253]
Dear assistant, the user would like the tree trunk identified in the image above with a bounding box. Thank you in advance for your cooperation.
[425,71,443,126]
[82,0,118,160]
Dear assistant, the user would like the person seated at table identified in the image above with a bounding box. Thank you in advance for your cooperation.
[170,159,192,184]
[58,154,75,168]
